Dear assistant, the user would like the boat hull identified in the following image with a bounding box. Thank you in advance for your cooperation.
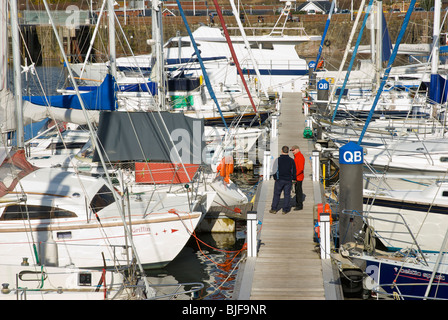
[359,255,448,300]
[0,211,201,269]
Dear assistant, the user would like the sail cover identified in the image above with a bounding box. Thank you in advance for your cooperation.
[93,111,206,164]
[382,12,392,62]
[23,74,116,110]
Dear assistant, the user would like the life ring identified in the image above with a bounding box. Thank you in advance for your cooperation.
[324,39,331,47]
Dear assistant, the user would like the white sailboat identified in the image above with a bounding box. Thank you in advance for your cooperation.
[0,0,209,273]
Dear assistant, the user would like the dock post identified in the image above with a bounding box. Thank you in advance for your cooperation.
[319,211,331,259]
[246,211,258,257]
[262,151,271,180]
[338,142,364,245]
[271,115,278,138]
[312,150,320,182]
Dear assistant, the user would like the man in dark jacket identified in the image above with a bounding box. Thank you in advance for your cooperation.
[270,146,296,214]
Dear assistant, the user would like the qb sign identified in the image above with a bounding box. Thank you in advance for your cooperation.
[317,79,329,91]
[339,141,363,165]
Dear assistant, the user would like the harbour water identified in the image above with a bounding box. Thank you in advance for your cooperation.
[143,170,258,300]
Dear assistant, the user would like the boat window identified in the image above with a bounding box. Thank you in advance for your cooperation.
[443,191,448,197]
[165,40,192,48]
[441,157,448,162]
[90,185,115,213]
[0,205,77,220]
[46,142,86,151]
[249,43,273,50]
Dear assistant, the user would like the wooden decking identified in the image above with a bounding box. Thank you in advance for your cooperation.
[234,92,342,300]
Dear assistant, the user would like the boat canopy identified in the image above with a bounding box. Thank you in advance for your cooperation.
[92,111,206,164]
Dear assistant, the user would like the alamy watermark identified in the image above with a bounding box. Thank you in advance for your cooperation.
[65,5,80,29]
[168,124,269,166]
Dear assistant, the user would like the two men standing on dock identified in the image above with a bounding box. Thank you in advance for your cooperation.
[269,145,305,214]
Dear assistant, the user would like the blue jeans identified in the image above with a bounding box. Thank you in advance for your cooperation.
[271,179,292,212]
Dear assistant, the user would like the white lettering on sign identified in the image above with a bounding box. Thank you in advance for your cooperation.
[343,150,362,163]
[318,81,329,90]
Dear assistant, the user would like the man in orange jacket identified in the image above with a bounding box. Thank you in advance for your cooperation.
[291,145,305,210]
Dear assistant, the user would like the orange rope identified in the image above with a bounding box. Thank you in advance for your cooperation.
[168,209,246,268]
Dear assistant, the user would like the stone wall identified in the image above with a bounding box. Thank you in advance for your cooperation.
[24,11,439,67]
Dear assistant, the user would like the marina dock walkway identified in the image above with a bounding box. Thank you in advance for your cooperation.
[234,92,342,300]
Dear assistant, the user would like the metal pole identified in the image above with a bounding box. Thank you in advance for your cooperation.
[312,150,320,182]
[246,211,258,257]
[263,151,271,180]
[107,0,117,78]
[10,0,24,149]
[320,211,331,259]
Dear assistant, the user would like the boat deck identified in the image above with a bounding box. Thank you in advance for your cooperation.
[234,92,343,300]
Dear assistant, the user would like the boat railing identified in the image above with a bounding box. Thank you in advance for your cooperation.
[370,282,448,300]
[341,209,428,266]
[112,280,205,300]
[226,26,309,38]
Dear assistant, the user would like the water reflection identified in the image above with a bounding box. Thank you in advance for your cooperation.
[144,231,246,300]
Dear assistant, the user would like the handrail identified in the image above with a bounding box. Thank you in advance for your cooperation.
[112,281,205,300]
[341,209,428,266]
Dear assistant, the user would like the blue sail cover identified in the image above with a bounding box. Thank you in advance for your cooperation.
[430,74,448,104]
[382,12,392,62]
[23,74,117,110]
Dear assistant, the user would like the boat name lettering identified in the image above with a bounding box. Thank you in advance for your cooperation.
[399,268,421,277]
[423,272,445,281]
[132,226,150,234]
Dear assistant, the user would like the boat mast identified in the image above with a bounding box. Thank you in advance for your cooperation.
[326,0,365,113]
[42,0,153,296]
[79,0,107,79]
[431,0,441,77]
[0,0,6,92]
[10,0,24,149]
[151,0,166,110]
[175,0,229,130]
[315,0,335,71]
[228,0,269,100]
[375,0,382,92]
[107,0,117,79]
[211,0,259,114]
[357,0,416,144]
[331,0,374,122]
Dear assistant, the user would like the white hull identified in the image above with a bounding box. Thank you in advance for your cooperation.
[0,165,205,269]
[0,263,125,300]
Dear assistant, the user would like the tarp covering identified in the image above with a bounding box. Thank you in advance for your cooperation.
[92,111,205,164]
[23,74,116,111]
[135,162,200,184]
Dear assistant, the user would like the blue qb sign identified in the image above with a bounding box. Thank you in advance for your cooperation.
[317,79,329,90]
[308,61,316,69]
[339,141,363,165]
